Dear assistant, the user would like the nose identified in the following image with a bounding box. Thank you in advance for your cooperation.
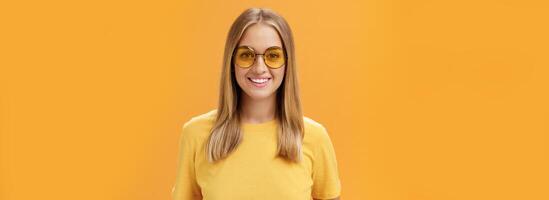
[250,55,268,74]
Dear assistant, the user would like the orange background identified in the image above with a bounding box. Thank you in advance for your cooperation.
[1,0,548,199]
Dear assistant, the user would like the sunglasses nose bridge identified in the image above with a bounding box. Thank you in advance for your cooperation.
[250,54,269,72]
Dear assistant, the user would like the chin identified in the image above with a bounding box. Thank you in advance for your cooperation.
[244,91,275,100]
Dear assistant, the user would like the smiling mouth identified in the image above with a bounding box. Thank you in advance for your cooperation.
[248,77,271,88]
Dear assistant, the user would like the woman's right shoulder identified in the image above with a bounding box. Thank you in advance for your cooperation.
[180,109,218,139]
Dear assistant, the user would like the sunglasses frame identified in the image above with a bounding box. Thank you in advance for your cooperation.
[233,45,287,69]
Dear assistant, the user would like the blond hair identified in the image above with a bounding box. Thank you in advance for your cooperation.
[206,8,304,163]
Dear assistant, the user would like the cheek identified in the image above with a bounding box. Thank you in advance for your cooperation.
[233,67,247,89]
[272,67,285,85]
[234,66,247,80]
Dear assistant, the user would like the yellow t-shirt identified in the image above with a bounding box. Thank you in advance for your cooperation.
[172,109,341,200]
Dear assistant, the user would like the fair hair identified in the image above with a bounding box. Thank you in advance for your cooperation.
[206,8,304,163]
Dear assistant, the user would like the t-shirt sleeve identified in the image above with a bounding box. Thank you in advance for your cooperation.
[311,125,342,199]
[172,122,202,200]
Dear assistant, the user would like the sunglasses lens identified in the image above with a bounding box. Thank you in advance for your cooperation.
[234,47,255,68]
[264,47,285,68]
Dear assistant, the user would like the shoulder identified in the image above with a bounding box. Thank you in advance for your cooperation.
[303,116,326,131]
[302,116,332,143]
[183,109,217,128]
[180,109,217,141]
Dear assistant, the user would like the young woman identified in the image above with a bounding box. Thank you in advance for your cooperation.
[172,8,341,200]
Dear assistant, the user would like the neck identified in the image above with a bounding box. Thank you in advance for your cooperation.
[239,93,277,124]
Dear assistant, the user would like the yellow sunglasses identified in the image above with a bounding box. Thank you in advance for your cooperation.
[233,46,286,69]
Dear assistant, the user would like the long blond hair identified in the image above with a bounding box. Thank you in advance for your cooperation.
[206,8,304,163]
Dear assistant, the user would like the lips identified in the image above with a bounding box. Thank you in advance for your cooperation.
[248,77,271,88]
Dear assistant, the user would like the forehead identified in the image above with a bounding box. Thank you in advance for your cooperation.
[238,23,283,52]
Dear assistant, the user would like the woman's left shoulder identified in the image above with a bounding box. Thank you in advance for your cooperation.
[302,116,331,141]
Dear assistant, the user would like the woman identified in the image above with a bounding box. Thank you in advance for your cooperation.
[172,8,341,200]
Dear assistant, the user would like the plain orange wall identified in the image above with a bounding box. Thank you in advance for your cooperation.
[1,0,548,199]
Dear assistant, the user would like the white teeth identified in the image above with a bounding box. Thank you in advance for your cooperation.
[250,78,269,83]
